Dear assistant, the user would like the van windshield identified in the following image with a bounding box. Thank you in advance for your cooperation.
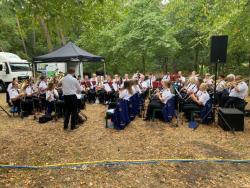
[9,63,31,72]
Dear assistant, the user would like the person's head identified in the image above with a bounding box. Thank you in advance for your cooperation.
[197,78,203,87]
[199,83,208,91]
[219,75,225,80]
[124,74,129,79]
[77,75,81,79]
[114,74,119,80]
[68,68,75,75]
[84,75,89,80]
[226,74,235,82]
[162,80,171,89]
[205,73,210,78]
[140,75,145,81]
[191,71,196,76]
[47,82,55,91]
[40,75,45,81]
[13,81,19,89]
[92,73,96,78]
[189,77,196,84]
[178,71,182,76]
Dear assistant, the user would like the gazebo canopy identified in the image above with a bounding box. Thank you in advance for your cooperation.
[33,42,104,63]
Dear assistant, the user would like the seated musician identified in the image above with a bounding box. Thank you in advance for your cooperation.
[6,77,17,106]
[216,75,226,106]
[96,76,105,104]
[38,75,48,110]
[184,83,210,120]
[177,71,186,85]
[88,74,97,103]
[190,71,199,81]
[144,80,173,121]
[224,75,248,111]
[21,79,36,115]
[8,82,25,113]
[46,82,59,116]
[103,75,116,103]
[162,72,170,81]
[119,81,132,101]
[180,77,198,98]
[220,74,235,107]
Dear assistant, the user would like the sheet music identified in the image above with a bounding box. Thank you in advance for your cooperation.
[104,83,112,92]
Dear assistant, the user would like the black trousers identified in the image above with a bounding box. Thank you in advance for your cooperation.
[146,98,164,119]
[64,95,78,129]
[224,97,246,111]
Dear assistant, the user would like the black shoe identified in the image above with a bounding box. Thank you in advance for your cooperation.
[63,126,68,130]
[71,126,77,130]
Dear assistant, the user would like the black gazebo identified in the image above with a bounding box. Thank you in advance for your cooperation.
[33,42,104,76]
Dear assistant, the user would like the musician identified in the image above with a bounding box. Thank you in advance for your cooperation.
[162,72,170,81]
[144,80,173,121]
[38,75,48,110]
[224,75,248,110]
[6,77,18,106]
[46,82,59,116]
[190,71,198,81]
[146,73,156,88]
[8,82,25,113]
[96,76,105,104]
[177,71,185,85]
[139,75,148,91]
[61,68,83,130]
[119,80,132,100]
[220,74,235,107]
[184,83,210,120]
[216,75,226,106]
[123,74,130,82]
[88,74,97,103]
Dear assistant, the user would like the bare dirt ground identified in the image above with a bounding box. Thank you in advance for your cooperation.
[0,94,250,187]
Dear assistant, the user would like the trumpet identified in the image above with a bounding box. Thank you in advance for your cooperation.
[225,78,248,89]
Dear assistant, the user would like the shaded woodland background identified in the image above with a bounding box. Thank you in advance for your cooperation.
[0,0,249,76]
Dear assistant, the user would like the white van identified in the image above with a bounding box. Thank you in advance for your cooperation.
[0,52,32,92]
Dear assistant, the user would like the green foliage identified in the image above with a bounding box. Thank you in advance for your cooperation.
[0,0,249,75]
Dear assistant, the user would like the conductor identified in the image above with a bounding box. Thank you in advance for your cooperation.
[61,68,83,130]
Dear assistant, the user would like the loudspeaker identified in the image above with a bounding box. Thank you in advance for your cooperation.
[210,35,228,63]
[218,108,244,131]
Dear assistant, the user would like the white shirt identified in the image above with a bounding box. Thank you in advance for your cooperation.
[119,89,132,100]
[161,89,173,104]
[229,82,248,100]
[179,76,186,83]
[140,81,148,89]
[7,83,13,93]
[132,85,141,94]
[25,85,33,96]
[38,81,47,94]
[216,80,226,92]
[61,74,83,96]
[46,89,59,102]
[9,88,19,100]
[197,90,210,106]
[162,75,170,81]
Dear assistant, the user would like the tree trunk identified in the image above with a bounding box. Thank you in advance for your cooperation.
[39,17,53,51]
[16,15,28,56]
[32,29,36,54]
[248,55,250,95]
[60,28,66,45]
[142,55,146,75]
[194,48,199,72]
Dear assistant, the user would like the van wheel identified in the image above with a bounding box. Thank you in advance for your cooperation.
[0,83,5,93]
